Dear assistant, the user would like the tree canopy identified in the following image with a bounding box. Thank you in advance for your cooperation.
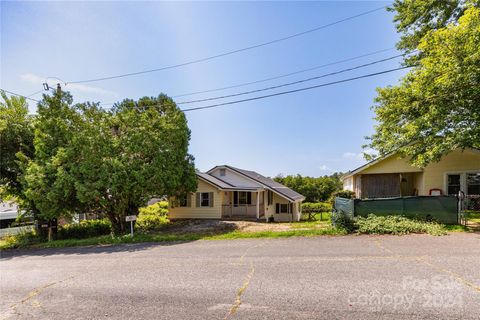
[274,173,343,202]
[366,4,480,166]
[2,89,197,235]
[0,91,34,199]
[389,0,473,61]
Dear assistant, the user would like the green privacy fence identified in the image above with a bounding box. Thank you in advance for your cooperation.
[334,196,458,224]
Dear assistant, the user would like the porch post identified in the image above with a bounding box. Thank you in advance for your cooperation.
[256,191,260,219]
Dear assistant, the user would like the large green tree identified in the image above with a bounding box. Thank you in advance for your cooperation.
[389,0,474,63]
[0,91,35,206]
[66,94,197,234]
[20,88,81,230]
[366,5,480,166]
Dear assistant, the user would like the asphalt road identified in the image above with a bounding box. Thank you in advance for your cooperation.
[1,233,479,320]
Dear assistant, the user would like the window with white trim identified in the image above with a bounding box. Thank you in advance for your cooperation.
[467,173,480,195]
[446,172,480,195]
[275,203,292,214]
[447,174,461,195]
[201,193,210,207]
[233,191,251,206]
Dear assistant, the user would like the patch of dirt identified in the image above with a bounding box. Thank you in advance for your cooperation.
[230,221,292,233]
[167,219,294,234]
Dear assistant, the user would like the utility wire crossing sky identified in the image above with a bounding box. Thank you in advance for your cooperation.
[2,1,405,176]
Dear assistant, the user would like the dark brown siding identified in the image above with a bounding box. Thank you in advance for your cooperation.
[361,174,401,199]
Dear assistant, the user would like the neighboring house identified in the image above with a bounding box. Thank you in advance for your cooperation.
[0,201,21,228]
[342,148,480,199]
[169,165,305,222]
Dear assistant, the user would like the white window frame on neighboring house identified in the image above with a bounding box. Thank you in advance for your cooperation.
[444,170,480,195]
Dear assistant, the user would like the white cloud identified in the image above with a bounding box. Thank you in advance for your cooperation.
[343,149,378,161]
[343,152,364,160]
[319,165,330,171]
[21,73,117,97]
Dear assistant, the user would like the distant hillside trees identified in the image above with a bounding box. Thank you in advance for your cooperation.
[274,173,343,202]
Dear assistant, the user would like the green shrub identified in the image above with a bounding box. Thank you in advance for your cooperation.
[139,201,168,216]
[331,210,355,232]
[136,201,169,231]
[354,214,446,236]
[1,230,40,248]
[302,202,332,213]
[58,219,112,239]
[330,190,355,203]
[301,202,332,221]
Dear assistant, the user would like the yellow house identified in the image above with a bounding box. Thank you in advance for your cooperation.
[169,165,305,222]
[342,148,480,199]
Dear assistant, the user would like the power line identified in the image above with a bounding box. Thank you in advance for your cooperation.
[99,47,397,106]
[66,6,386,85]
[176,54,405,105]
[26,89,45,98]
[172,47,395,98]
[1,89,40,102]
[181,66,411,112]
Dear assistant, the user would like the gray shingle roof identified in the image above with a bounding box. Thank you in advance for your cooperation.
[224,165,305,201]
[196,172,234,189]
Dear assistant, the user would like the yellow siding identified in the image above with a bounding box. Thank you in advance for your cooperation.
[264,192,298,221]
[168,179,223,219]
[422,149,480,194]
[343,177,353,191]
[361,154,423,174]
[348,149,480,197]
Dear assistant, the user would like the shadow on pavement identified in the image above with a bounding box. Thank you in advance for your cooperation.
[0,220,239,260]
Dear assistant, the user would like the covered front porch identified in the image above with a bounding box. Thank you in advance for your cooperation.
[221,190,265,219]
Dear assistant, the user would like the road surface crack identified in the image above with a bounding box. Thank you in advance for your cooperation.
[224,241,265,319]
[225,261,255,319]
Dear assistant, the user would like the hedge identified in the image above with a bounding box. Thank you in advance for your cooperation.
[58,219,111,239]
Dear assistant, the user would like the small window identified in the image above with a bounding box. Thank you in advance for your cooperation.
[219,168,226,176]
[234,191,251,206]
[275,203,289,214]
[447,174,461,195]
[467,173,480,195]
[201,193,210,207]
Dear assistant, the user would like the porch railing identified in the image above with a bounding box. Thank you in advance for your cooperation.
[222,204,261,217]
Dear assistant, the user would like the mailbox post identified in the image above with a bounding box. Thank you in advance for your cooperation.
[125,215,137,236]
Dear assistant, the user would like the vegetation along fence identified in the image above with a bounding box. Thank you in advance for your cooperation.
[334,196,458,224]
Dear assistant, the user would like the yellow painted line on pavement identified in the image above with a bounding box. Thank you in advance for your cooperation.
[374,238,480,294]
[416,257,480,293]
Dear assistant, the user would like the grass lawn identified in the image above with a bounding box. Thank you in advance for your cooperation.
[467,212,480,224]
[0,211,474,251]
[0,224,345,250]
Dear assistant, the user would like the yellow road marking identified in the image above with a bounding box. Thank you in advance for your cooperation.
[374,238,480,294]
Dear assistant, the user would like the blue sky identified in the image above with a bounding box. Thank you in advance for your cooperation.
[1,1,407,177]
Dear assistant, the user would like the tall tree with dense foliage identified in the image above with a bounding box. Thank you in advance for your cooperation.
[0,91,34,199]
[366,4,480,166]
[274,174,343,202]
[389,0,474,63]
[67,94,197,234]
[20,88,81,236]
